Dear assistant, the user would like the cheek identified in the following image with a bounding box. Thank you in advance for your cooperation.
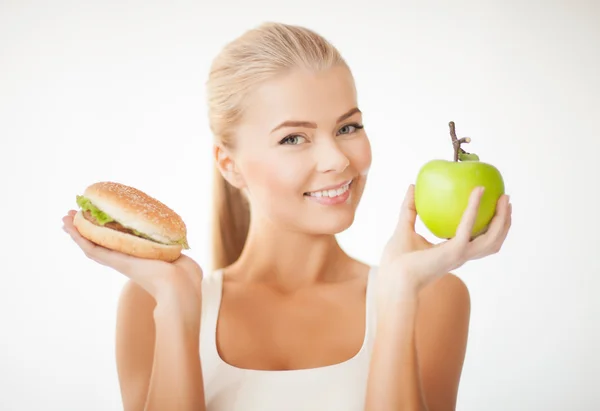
[347,136,372,175]
[242,155,308,197]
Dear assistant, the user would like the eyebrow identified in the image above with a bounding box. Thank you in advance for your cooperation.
[270,107,362,133]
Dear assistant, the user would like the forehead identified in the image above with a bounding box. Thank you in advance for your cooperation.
[240,65,358,130]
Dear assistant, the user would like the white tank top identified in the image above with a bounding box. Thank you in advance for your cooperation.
[199,266,379,411]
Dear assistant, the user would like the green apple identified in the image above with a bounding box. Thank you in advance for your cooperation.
[414,122,505,239]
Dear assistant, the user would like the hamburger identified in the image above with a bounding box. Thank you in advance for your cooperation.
[73,182,189,262]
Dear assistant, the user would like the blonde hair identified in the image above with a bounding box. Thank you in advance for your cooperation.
[206,22,347,270]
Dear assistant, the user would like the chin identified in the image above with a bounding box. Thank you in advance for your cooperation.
[305,207,357,235]
[305,220,355,236]
[324,219,355,235]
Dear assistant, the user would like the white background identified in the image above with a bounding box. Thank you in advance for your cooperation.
[1,1,599,410]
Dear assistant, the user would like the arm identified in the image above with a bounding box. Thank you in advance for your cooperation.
[115,281,156,411]
[62,211,206,410]
[365,184,509,410]
[115,280,206,411]
[365,274,471,411]
[415,274,470,410]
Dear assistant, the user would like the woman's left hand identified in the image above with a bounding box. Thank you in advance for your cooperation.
[377,184,512,303]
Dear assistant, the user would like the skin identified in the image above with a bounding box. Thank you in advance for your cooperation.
[62,64,512,410]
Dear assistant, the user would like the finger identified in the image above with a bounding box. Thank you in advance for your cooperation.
[63,222,134,274]
[496,199,512,246]
[466,195,511,259]
[63,223,110,263]
[503,202,512,236]
[61,211,77,229]
[413,195,509,280]
[62,211,79,229]
[454,186,485,244]
[396,184,417,233]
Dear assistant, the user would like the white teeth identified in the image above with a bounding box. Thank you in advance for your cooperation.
[307,181,352,198]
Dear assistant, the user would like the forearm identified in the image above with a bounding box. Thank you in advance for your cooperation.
[365,298,428,411]
[143,304,205,411]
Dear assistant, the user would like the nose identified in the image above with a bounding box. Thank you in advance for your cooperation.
[315,139,350,174]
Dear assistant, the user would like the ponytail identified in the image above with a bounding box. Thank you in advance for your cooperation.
[211,165,250,271]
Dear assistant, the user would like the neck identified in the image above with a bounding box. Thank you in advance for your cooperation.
[226,214,349,289]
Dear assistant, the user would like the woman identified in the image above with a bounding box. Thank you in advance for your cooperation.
[62,22,512,411]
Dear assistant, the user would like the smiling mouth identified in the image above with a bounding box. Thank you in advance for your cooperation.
[304,180,353,198]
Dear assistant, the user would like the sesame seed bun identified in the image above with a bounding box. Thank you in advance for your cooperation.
[73,182,188,262]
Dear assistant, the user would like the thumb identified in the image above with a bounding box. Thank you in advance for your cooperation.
[396,184,417,233]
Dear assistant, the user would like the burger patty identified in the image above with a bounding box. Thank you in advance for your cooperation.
[83,210,137,235]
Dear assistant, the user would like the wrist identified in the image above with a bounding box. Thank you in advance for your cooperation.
[154,296,201,334]
[377,296,419,324]
[153,277,200,313]
[376,269,419,306]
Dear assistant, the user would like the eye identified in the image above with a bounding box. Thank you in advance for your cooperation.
[337,123,364,135]
[279,135,307,145]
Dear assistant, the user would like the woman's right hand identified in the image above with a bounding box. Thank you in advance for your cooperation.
[61,210,203,324]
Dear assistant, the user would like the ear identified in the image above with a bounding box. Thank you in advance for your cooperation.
[213,144,246,189]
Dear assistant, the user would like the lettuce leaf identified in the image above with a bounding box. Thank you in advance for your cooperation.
[76,195,114,225]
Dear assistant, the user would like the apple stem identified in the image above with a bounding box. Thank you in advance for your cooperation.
[449,121,473,162]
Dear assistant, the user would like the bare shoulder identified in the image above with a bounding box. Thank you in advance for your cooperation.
[115,280,156,410]
[416,273,471,336]
[420,273,470,313]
